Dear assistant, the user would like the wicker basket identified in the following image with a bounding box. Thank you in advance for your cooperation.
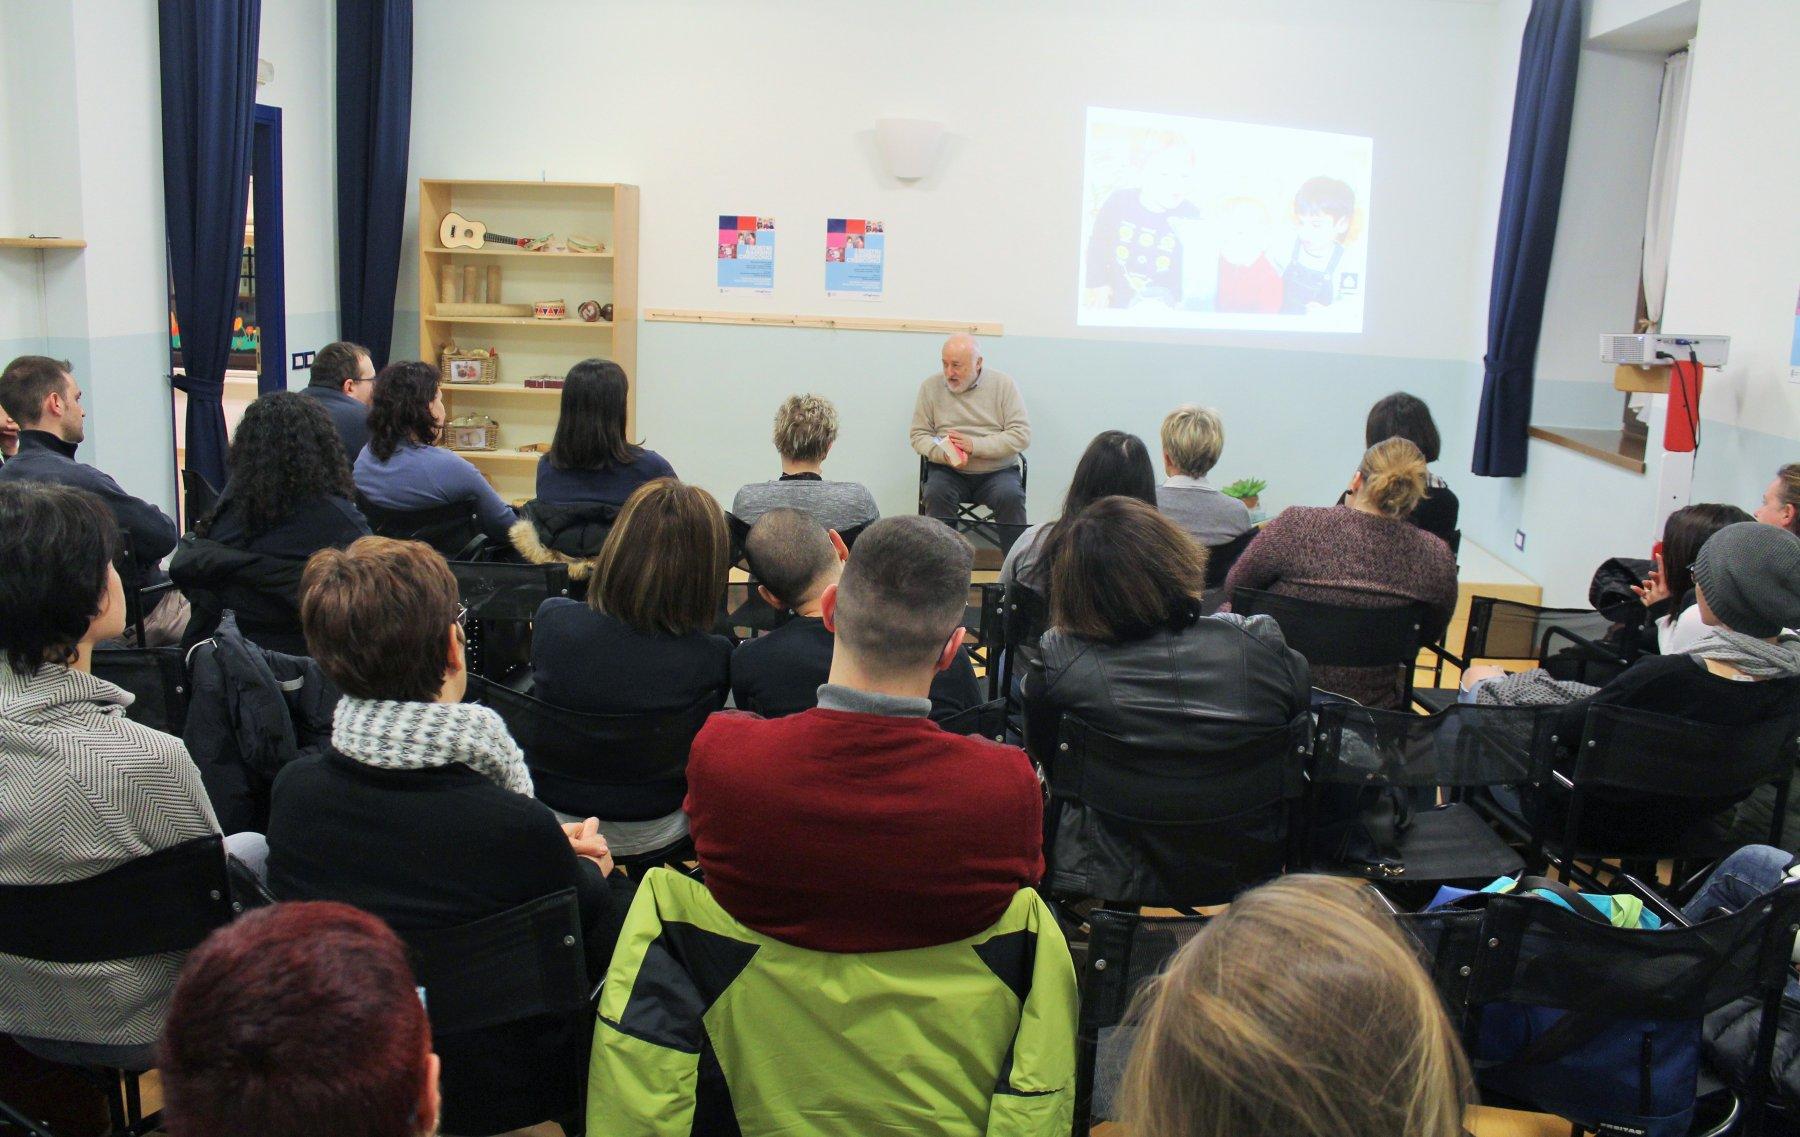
[440,345,498,385]
[444,414,499,452]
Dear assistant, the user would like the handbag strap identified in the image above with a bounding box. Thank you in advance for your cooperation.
[1511,876,1617,925]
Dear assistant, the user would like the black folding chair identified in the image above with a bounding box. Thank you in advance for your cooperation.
[1449,881,1800,1137]
[1000,582,1050,715]
[1030,712,1311,910]
[448,560,570,682]
[961,582,1007,701]
[0,837,241,1137]
[113,533,178,648]
[1203,527,1258,590]
[468,675,720,872]
[1418,596,1640,713]
[180,467,220,531]
[403,888,592,1137]
[1538,706,1800,898]
[1074,908,1211,1134]
[935,697,1008,742]
[1233,587,1436,711]
[1307,702,1560,891]
[89,646,189,736]
[917,454,1028,554]
[357,494,488,560]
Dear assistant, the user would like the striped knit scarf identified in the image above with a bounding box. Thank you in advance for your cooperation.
[332,697,535,797]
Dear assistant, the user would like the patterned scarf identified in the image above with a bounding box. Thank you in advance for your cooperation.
[332,696,534,797]
[1690,627,1800,680]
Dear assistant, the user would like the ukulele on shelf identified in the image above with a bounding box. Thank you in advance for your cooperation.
[438,211,531,250]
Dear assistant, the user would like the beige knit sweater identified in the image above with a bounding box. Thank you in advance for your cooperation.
[908,368,1031,475]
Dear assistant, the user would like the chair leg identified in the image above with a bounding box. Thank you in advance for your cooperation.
[122,1070,141,1125]
[0,1097,59,1137]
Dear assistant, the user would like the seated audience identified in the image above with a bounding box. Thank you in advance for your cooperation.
[1025,496,1309,750]
[174,392,370,653]
[1755,462,1800,536]
[1630,503,1752,655]
[1155,404,1251,547]
[687,515,1043,952]
[1465,522,1800,846]
[298,339,376,467]
[730,507,981,719]
[160,902,440,1137]
[536,358,675,507]
[353,361,516,543]
[1360,392,1460,546]
[0,406,17,464]
[1002,429,1158,597]
[0,354,187,643]
[0,483,256,1070]
[732,393,880,533]
[268,536,632,1134]
[1225,437,1457,707]
[1119,874,1472,1137]
[531,479,732,850]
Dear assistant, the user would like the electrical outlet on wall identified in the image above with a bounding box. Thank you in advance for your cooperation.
[1514,529,1527,552]
[292,351,315,370]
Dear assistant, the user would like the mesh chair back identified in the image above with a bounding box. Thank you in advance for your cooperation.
[1078,909,1210,1128]
[90,646,190,736]
[449,560,571,623]
[726,512,751,566]
[1044,713,1309,907]
[1572,706,1800,803]
[1313,702,1559,789]
[1002,583,1049,667]
[181,468,220,526]
[1463,597,1632,683]
[1395,906,1487,1033]
[404,888,589,1036]
[357,495,484,558]
[0,836,235,963]
[936,697,1008,742]
[1203,528,1258,589]
[1233,587,1431,670]
[470,676,719,821]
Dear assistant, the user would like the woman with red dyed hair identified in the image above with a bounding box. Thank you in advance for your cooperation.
[160,901,438,1137]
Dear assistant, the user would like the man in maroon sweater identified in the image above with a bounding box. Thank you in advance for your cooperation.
[686,515,1044,952]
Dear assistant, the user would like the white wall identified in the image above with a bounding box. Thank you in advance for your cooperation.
[403,0,1507,363]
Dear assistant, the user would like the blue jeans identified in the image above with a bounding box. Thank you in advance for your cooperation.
[1683,844,1797,921]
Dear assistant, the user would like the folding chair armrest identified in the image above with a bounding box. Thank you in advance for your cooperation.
[1551,770,1575,792]
[139,580,178,601]
[1542,624,1632,666]
[1422,641,1469,671]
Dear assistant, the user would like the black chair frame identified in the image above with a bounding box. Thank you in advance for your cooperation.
[916,454,1028,552]
[358,494,489,561]
[89,646,190,737]
[1232,587,1435,710]
[448,560,571,681]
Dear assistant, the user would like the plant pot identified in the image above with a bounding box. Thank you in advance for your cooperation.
[1241,494,1260,512]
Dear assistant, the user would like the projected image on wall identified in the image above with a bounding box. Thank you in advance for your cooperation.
[1077,107,1373,333]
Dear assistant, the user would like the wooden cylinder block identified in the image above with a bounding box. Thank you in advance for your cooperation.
[487,266,502,303]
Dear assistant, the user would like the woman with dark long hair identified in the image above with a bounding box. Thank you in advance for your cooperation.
[1635,503,1755,654]
[1000,429,1157,596]
[536,359,676,507]
[352,361,516,542]
[197,392,368,557]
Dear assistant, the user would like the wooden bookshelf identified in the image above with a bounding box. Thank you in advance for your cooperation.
[417,178,639,500]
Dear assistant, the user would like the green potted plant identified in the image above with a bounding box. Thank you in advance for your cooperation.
[1221,477,1267,515]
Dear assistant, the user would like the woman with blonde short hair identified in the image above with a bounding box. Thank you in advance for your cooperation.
[731,394,880,534]
[1120,874,1473,1137]
[1155,404,1251,546]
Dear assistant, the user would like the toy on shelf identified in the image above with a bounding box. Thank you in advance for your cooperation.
[516,441,551,454]
[444,412,499,451]
[577,300,602,323]
[524,374,566,390]
[440,344,499,385]
[600,302,614,322]
[533,299,567,320]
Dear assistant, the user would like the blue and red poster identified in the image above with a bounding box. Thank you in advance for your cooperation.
[825,218,885,300]
[718,215,776,294]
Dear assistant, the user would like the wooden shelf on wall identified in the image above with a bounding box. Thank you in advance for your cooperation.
[1527,426,1647,474]
[419,178,638,502]
[0,236,86,249]
[644,308,1002,336]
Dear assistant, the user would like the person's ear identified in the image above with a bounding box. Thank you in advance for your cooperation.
[419,1052,442,1136]
[828,529,849,563]
[819,583,840,632]
[1347,469,1364,496]
[341,377,358,396]
[446,622,465,679]
[936,625,968,673]
[756,584,783,611]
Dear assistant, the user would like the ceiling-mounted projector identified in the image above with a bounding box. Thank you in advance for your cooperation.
[1601,333,1729,367]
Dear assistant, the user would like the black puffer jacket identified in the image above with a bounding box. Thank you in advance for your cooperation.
[184,612,339,834]
[1023,611,1311,904]
[168,536,311,654]
[508,499,622,582]
[1704,992,1800,1110]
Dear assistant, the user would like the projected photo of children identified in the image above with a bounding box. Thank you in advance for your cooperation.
[1077,107,1372,334]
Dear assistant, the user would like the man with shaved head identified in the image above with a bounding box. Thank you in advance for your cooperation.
[909,334,1031,548]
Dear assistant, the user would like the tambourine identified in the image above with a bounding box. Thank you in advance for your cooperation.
[532,299,567,320]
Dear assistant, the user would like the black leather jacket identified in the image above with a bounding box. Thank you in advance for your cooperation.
[1024,611,1310,752]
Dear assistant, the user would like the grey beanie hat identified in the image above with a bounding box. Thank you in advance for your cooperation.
[1692,522,1800,638]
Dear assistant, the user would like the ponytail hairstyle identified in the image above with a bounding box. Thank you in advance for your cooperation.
[1354,437,1429,520]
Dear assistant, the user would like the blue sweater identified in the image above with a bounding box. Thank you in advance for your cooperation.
[353,442,517,542]
[535,450,676,507]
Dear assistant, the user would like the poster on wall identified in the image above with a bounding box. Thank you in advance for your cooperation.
[1790,285,1800,383]
[718,215,776,294]
[825,218,885,299]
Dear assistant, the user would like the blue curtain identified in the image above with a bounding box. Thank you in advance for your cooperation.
[1472,0,1583,478]
[337,0,413,368]
[252,106,287,396]
[159,0,261,491]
